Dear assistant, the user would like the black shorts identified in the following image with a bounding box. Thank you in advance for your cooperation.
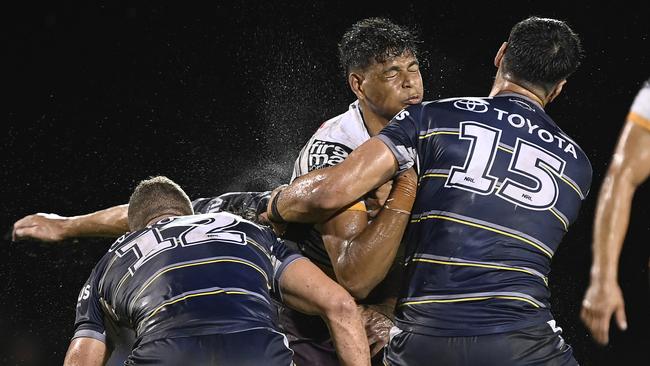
[384,321,578,366]
[125,328,294,366]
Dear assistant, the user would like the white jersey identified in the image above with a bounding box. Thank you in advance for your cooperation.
[629,79,650,131]
[291,100,371,181]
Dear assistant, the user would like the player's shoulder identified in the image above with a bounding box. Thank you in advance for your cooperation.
[307,101,369,148]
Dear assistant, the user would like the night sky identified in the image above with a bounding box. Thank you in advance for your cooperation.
[2,1,649,365]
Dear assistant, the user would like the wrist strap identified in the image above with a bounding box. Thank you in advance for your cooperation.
[270,188,287,224]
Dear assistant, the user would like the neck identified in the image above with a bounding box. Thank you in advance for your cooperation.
[489,76,547,108]
[358,100,391,136]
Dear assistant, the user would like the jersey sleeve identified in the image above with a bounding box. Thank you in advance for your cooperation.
[376,106,423,175]
[72,261,107,343]
[266,229,306,299]
[628,79,650,131]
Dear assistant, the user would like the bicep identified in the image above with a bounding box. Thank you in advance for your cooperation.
[320,208,368,273]
[63,337,108,366]
[612,121,650,186]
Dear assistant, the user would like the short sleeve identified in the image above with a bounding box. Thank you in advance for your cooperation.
[266,230,305,299]
[628,79,650,131]
[376,106,422,175]
[72,263,106,343]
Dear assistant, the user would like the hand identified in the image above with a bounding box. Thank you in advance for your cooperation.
[257,212,287,236]
[580,279,627,345]
[12,213,70,242]
[384,168,417,214]
[366,180,393,219]
[359,304,394,357]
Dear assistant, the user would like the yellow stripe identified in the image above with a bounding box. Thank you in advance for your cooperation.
[411,214,552,258]
[412,258,548,286]
[497,145,513,153]
[419,131,459,139]
[629,112,650,132]
[421,173,449,179]
[132,258,268,307]
[539,165,583,198]
[558,174,583,198]
[401,295,540,308]
[549,208,568,232]
[144,289,250,321]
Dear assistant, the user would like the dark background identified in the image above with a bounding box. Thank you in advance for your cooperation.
[2,1,649,365]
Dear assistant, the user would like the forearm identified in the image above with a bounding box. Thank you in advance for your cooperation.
[590,174,634,282]
[66,204,130,238]
[324,303,371,366]
[272,137,398,223]
[335,171,416,299]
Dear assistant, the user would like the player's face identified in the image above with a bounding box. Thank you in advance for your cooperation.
[360,52,423,121]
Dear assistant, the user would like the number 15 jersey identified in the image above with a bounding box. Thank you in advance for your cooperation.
[377,94,592,336]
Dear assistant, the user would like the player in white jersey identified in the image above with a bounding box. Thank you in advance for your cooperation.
[581,78,650,345]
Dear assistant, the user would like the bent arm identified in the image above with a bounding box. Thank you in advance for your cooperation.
[280,259,370,366]
[589,121,650,283]
[13,204,129,242]
[322,170,417,299]
[271,137,398,223]
[63,337,108,366]
[581,121,650,344]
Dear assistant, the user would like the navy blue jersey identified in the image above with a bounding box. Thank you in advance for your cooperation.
[73,212,303,346]
[377,94,592,336]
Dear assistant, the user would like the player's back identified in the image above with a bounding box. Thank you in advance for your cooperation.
[382,94,592,336]
[95,212,297,345]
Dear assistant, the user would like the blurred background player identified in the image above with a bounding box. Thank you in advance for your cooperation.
[63,176,369,366]
[580,78,650,345]
[268,16,589,365]
[13,17,422,365]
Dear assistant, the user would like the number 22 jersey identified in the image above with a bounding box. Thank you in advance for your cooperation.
[377,93,592,336]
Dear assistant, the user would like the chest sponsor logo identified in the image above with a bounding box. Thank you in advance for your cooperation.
[307,140,353,171]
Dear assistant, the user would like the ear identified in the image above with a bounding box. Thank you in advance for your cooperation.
[494,42,507,68]
[547,79,567,103]
[348,72,365,101]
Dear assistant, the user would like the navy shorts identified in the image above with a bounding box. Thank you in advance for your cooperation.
[125,328,294,366]
[384,321,578,366]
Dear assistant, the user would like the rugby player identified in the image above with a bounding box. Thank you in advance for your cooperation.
[62,176,369,366]
[268,17,590,365]
[581,78,650,345]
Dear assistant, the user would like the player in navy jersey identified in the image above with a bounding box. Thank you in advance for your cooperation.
[581,78,650,345]
[269,17,589,365]
[62,176,370,366]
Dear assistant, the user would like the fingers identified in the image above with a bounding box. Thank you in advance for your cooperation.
[615,306,628,332]
[12,215,38,241]
[580,299,610,345]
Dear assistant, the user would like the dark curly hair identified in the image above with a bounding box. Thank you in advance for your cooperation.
[503,16,583,92]
[338,17,420,75]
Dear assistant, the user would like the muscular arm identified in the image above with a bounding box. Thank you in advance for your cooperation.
[63,337,108,366]
[271,137,398,223]
[581,121,650,345]
[321,169,417,299]
[13,204,129,242]
[280,259,370,366]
